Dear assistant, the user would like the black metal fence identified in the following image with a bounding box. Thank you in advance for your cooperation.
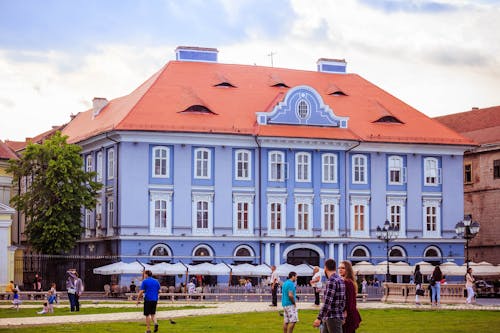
[16,254,118,292]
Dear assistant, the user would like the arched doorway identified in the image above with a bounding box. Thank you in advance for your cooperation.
[286,248,320,286]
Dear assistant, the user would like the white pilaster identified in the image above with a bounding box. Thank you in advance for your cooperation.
[328,243,334,260]
[338,243,344,263]
[264,243,271,265]
[274,243,281,265]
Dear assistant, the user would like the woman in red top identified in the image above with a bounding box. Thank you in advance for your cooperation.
[339,261,362,333]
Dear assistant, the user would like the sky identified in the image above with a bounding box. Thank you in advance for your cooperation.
[1,0,500,141]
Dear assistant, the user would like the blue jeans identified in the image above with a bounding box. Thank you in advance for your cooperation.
[68,292,77,311]
[431,282,441,304]
[323,318,343,333]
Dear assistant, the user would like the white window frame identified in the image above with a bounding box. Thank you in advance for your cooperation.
[294,194,314,236]
[107,148,115,180]
[192,192,214,235]
[150,244,172,257]
[95,200,102,230]
[84,209,92,238]
[321,195,340,236]
[267,194,287,236]
[386,196,406,237]
[388,155,404,185]
[297,99,310,119]
[352,154,367,184]
[152,146,170,178]
[351,245,370,259]
[424,157,441,186]
[194,148,211,179]
[350,196,370,237]
[106,197,114,236]
[422,197,441,238]
[322,153,338,183]
[233,193,254,235]
[96,152,103,182]
[150,190,173,235]
[269,150,285,181]
[235,149,252,181]
[295,152,311,182]
[86,155,93,173]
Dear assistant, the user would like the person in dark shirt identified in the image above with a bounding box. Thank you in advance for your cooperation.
[313,259,346,333]
[129,280,136,293]
[431,265,443,307]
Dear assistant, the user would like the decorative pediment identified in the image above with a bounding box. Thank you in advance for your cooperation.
[256,85,348,128]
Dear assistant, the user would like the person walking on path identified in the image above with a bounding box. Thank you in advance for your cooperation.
[313,259,346,333]
[66,270,78,312]
[281,271,298,333]
[430,265,443,307]
[136,270,161,333]
[270,265,279,307]
[310,266,322,306]
[414,265,423,305]
[5,280,14,300]
[339,261,361,333]
[465,267,475,304]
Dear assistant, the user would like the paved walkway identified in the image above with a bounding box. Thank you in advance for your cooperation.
[1,301,498,328]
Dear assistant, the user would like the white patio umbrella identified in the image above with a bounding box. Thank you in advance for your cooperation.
[231,263,271,276]
[439,262,463,276]
[121,261,154,274]
[294,264,315,276]
[390,261,412,275]
[353,261,377,275]
[151,262,187,275]
[93,261,129,275]
[413,261,434,275]
[187,262,231,276]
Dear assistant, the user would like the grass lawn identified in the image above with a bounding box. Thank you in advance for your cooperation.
[1,309,499,333]
[0,305,206,318]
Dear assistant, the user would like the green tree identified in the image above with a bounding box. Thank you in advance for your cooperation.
[8,131,102,254]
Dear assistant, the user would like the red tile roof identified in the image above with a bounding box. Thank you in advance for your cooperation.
[434,106,500,144]
[0,140,18,160]
[62,61,474,146]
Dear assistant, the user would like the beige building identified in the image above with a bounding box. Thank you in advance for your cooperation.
[435,106,500,264]
[0,141,17,287]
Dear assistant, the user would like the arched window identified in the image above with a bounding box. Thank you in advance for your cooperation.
[424,246,442,265]
[352,246,369,258]
[233,245,254,264]
[192,245,213,263]
[150,244,172,263]
[389,246,406,262]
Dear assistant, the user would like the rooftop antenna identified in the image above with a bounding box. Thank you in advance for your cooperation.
[268,51,276,67]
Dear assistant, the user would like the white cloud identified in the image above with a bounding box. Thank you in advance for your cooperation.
[1,0,500,140]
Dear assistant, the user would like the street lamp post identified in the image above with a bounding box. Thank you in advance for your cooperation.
[455,214,480,270]
[376,220,399,283]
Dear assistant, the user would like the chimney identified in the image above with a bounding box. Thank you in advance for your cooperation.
[92,97,108,118]
[317,58,347,74]
[175,46,218,63]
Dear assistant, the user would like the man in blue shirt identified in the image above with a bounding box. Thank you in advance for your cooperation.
[137,270,161,333]
[313,259,346,333]
[281,271,298,333]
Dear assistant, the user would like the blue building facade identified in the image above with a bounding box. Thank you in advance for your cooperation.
[68,47,470,284]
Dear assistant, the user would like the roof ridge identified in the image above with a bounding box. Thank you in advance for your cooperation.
[115,62,172,129]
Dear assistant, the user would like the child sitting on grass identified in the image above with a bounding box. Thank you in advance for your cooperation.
[37,302,49,314]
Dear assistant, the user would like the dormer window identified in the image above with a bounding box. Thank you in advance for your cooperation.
[214,82,236,88]
[180,105,216,114]
[326,84,347,96]
[329,90,347,96]
[272,82,290,88]
[374,116,403,124]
